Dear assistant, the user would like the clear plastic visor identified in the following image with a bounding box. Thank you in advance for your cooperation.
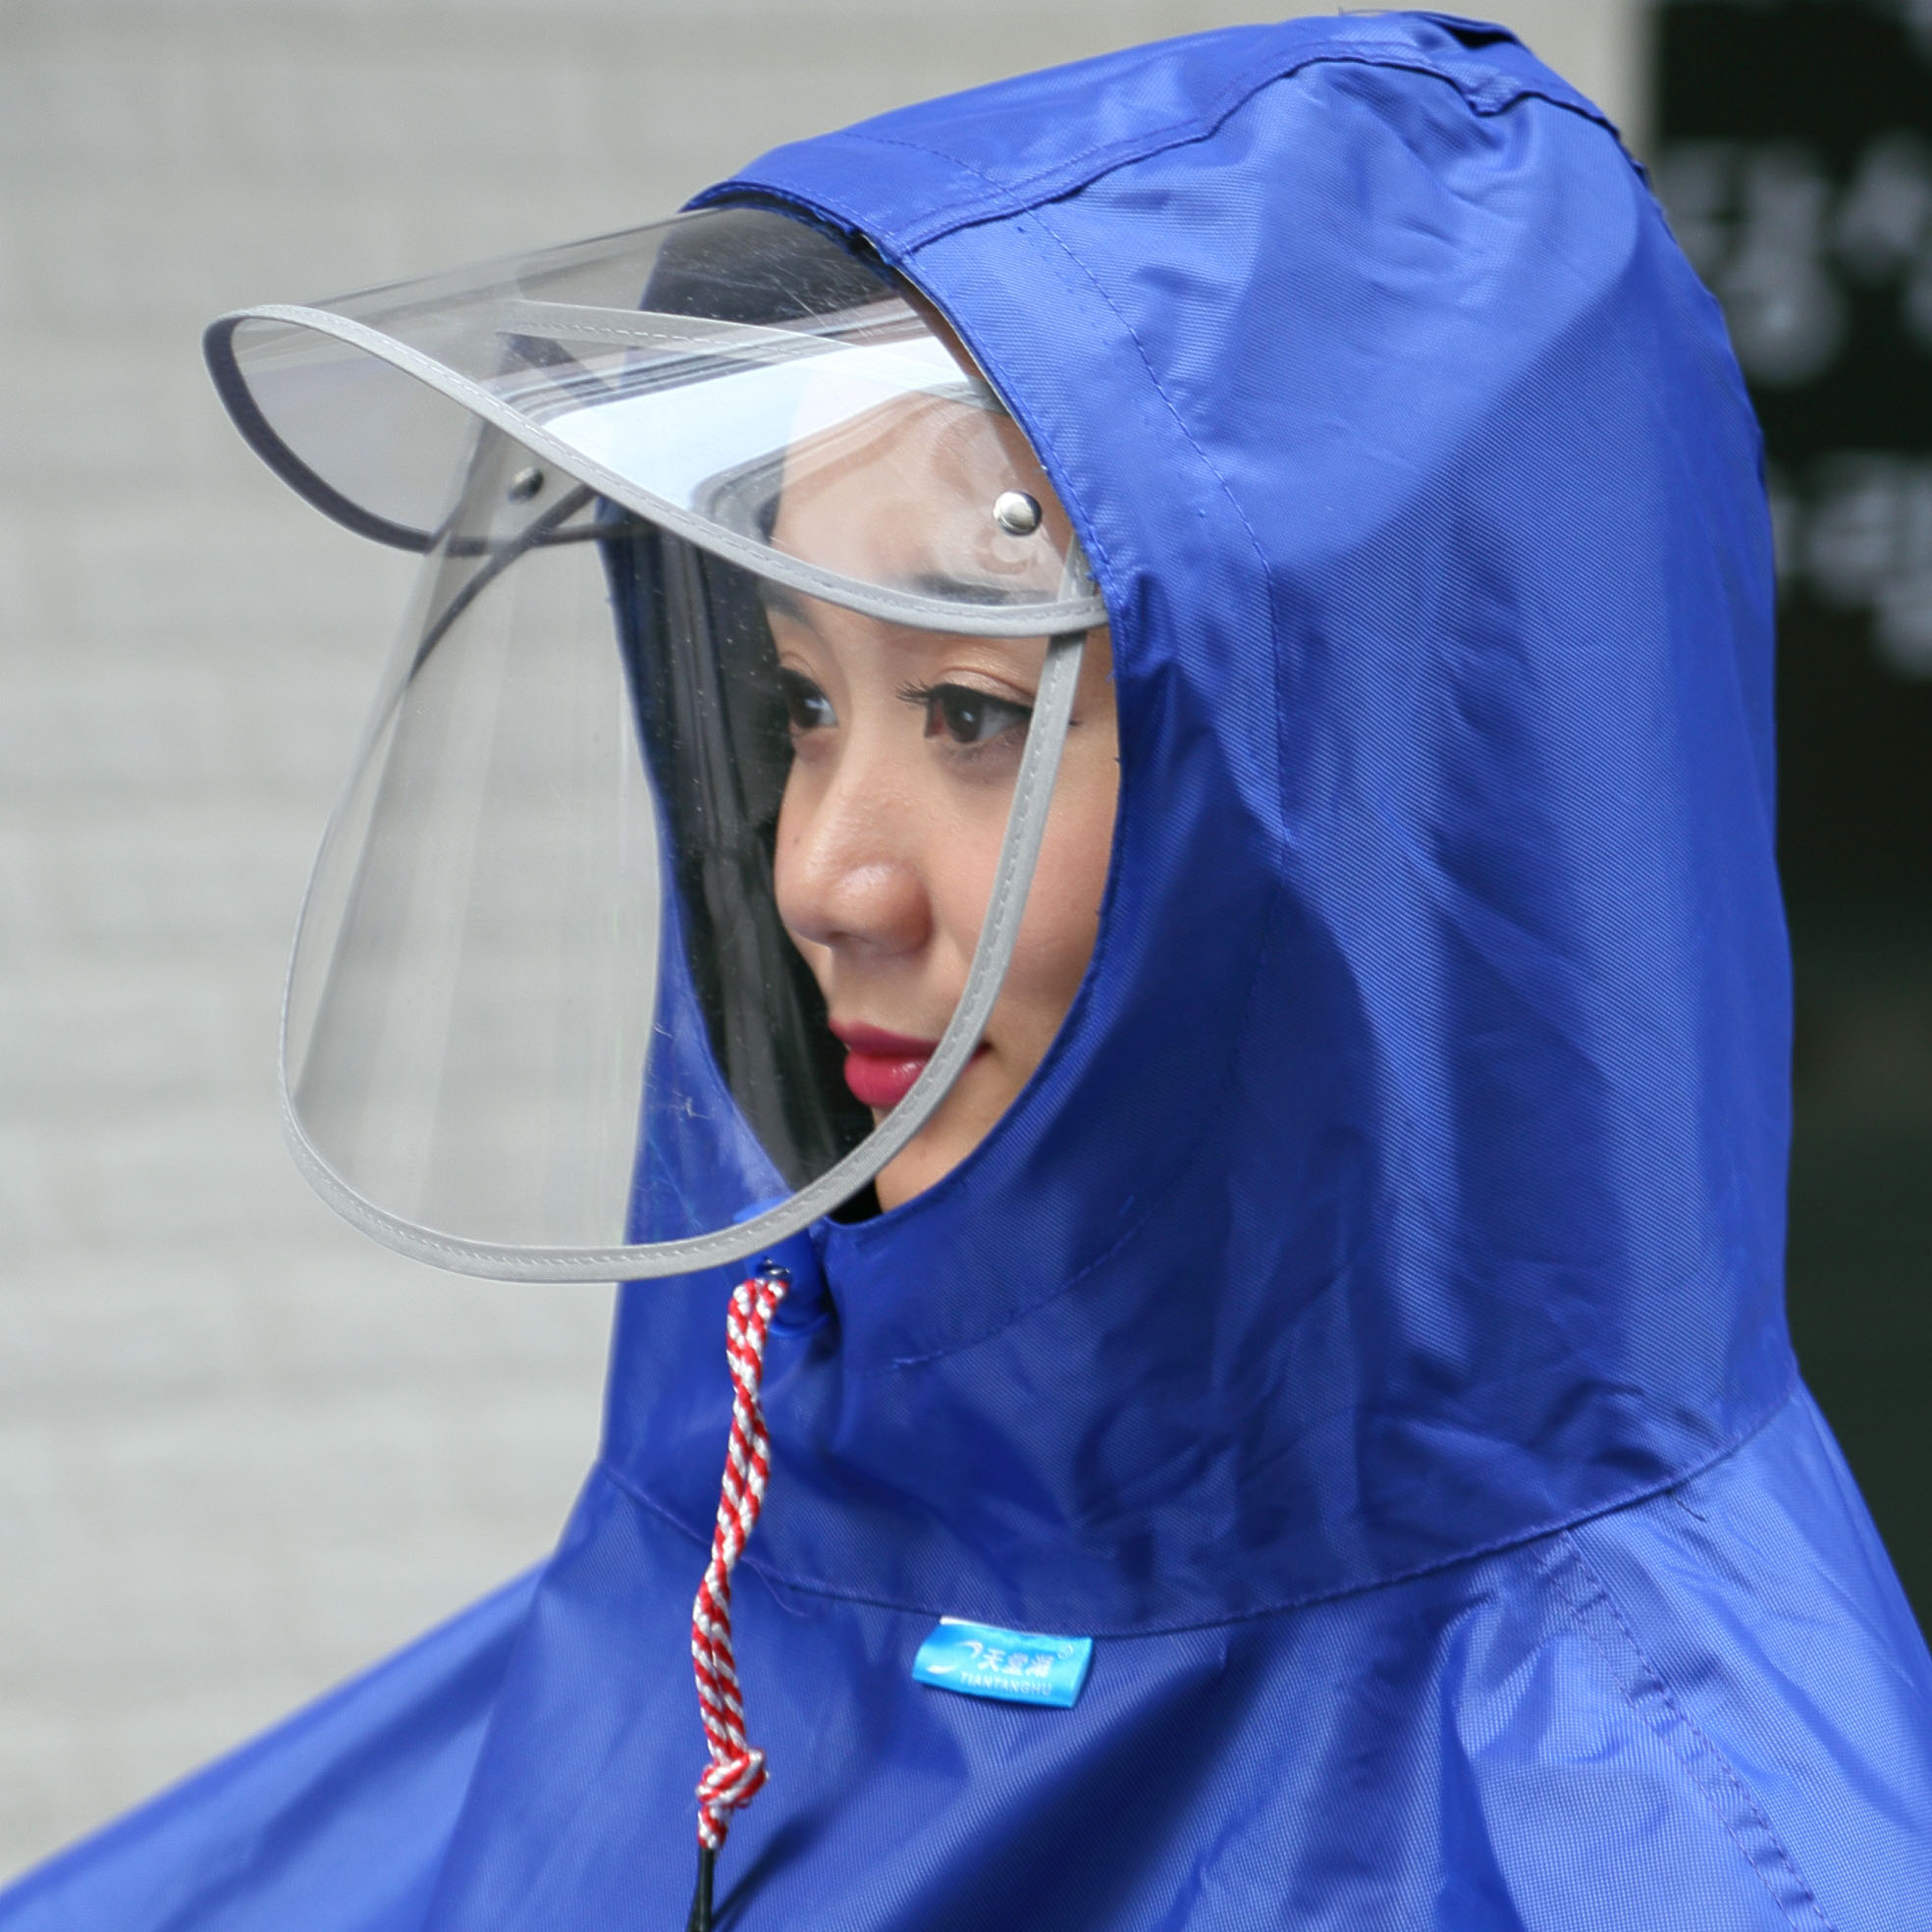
[284,413,1093,1281]
[204,206,1105,639]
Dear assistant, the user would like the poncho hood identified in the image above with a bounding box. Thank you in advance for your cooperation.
[602,9,1795,1636]
[17,25,1932,1932]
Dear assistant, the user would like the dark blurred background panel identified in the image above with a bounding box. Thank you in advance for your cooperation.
[1655,0,1932,1627]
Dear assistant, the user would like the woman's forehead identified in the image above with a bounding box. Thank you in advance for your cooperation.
[769,393,1074,607]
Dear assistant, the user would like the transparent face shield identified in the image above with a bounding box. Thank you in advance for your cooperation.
[206,208,1103,1280]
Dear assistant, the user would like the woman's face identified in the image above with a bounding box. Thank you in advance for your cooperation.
[767,394,1117,1210]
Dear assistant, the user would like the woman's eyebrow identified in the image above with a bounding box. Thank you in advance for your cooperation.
[904,570,1034,607]
[760,582,809,623]
[762,573,1031,616]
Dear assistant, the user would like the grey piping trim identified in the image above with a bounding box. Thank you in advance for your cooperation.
[278,630,1088,1283]
[494,299,957,372]
[204,304,1107,640]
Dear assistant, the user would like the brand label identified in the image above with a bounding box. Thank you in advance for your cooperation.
[911,1618,1095,1708]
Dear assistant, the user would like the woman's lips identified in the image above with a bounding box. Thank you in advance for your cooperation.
[830,1022,955,1112]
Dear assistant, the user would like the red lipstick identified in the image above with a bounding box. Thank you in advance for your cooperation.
[831,1021,941,1112]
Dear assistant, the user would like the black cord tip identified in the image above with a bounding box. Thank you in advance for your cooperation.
[684,1845,716,1932]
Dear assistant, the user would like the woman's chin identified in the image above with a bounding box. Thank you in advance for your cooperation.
[871,1058,1021,1210]
[875,1140,954,1212]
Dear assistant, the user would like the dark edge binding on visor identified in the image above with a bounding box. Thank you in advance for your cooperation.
[202,304,1109,640]
[203,313,437,554]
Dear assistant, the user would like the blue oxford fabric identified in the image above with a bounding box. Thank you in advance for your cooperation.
[9,14,1930,1928]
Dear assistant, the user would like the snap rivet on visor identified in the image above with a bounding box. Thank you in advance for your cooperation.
[993,490,1042,535]
[507,465,546,503]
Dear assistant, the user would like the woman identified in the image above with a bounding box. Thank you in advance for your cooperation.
[7,14,1929,1930]
[758,348,1119,1212]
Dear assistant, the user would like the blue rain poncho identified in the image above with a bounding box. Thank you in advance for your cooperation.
[8,14,1930,1929]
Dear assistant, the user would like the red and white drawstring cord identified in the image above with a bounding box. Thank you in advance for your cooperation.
[685,1262,789,1932]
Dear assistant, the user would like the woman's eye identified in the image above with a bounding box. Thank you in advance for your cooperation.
[923,683,1032,747]
[779,669,836,732]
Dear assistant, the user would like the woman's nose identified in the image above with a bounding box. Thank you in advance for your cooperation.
[775,759,934,960]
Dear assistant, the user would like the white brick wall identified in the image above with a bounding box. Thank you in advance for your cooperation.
[0,0,1643,1880]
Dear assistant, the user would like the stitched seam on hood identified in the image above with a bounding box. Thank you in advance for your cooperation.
[771,44,1624,253]
[599,1372,1800,1637]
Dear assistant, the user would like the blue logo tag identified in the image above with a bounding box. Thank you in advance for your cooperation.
[911,1618,1095,1708]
